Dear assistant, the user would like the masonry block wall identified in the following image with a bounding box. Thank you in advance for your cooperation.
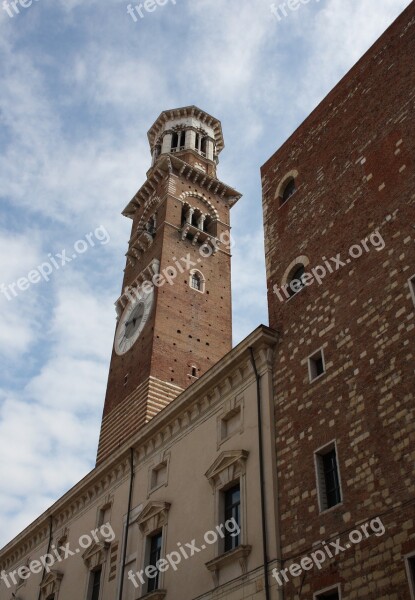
[98,108,239,464]
[261,4,415,599]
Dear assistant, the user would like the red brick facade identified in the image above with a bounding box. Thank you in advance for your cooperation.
[262,4,415,599]
[97,122,241,463]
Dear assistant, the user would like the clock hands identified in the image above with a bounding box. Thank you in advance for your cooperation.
[124,304,145,334]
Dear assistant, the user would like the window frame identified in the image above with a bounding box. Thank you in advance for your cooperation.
[408,275,415,307]
[275,169,299,208]
[189,269,205,294]
[281,178,297,204]
[405,552,415,600]
[314,440,343,513]
[136,501,170,595]
[308,348,326,383]
[205,450,248,557]
[287,264,306,297]
[223,483,241,552]
[146,531,163,594]
[89,567,102,600]
[313,583,341,600]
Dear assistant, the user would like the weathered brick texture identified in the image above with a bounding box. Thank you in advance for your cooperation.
[98,149,239,463]
[261,4,415,598]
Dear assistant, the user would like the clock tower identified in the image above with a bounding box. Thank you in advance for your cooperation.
[97,106,241,464]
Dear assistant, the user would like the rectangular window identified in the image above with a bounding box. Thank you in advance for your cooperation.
[224,484,240,551]
[90,568,102,600]
[150,462,167,491]
[308,348,325,382]
[147,531,163,593]
[409,275,415,307]
[315,443,342,511]
[315,588,340,600]
[406,555,415,599]
[171,132,179,150]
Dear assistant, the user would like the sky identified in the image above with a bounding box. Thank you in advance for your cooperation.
[0,0,411,549]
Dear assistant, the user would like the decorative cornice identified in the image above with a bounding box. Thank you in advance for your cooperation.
[0,326,277,570]
[205,450,249,490]
[135,501,171,536]
[122,155,241,218]
[205,545,252,586]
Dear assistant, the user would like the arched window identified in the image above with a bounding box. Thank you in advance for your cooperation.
[288,264,305,297]
[281,178,296,204]
[191,272,202,290]
[146,216,156,236]
[172,131,185,151]
[200,137,207,156]
[171,132,179,150]
[189,270,205,293]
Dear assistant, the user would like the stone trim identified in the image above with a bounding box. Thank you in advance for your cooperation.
[40,569,63,599]
[135,502,171,536]
[138,590,167,600]
[205,450,249,491]
[0,327,277,570]
[205,545,252,587]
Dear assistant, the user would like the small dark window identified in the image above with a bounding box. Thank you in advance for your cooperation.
[147,532,163,592]
[224,484,240,551]
[195,133,200,150]
[201,137,207,155]
[90,568,102,600]
[407,556,415,595]
[315,589,340,600]
[179,130,186,149]
[288,264,305,297]
[191,273,202,291]
[409,275,415,307]
[146,216,156,236]
[281,178,296,204]
[322,449,341,509]
[171,132,179,150]
[309,349,325,381]
[191,367,197,377]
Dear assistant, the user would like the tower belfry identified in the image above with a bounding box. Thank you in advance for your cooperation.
[97,106,241,464]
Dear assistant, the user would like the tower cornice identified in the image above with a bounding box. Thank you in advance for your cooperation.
[122,155,241,218]
[147,105,225,153]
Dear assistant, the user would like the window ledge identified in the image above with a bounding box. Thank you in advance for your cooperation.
[138,590,166,600]
[319,501,343,516]
[309,371,326,384]
[205,545,251,585]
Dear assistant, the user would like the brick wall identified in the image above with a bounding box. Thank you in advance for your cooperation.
[261,4,415,598]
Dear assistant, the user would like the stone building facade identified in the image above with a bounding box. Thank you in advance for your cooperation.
[0,326,281,600]
[261,3,415,599]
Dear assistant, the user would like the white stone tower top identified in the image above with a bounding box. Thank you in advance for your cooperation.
[147,105,225,167]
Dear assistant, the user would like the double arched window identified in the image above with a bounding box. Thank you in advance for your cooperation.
[189,270,205,293]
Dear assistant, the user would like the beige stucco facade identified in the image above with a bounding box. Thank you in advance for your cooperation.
[0,326,283,600]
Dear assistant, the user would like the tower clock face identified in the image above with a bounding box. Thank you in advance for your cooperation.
[114,287,154,355]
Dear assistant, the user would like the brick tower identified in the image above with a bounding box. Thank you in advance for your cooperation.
[261,4,415,599]
[97,106,241,464]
